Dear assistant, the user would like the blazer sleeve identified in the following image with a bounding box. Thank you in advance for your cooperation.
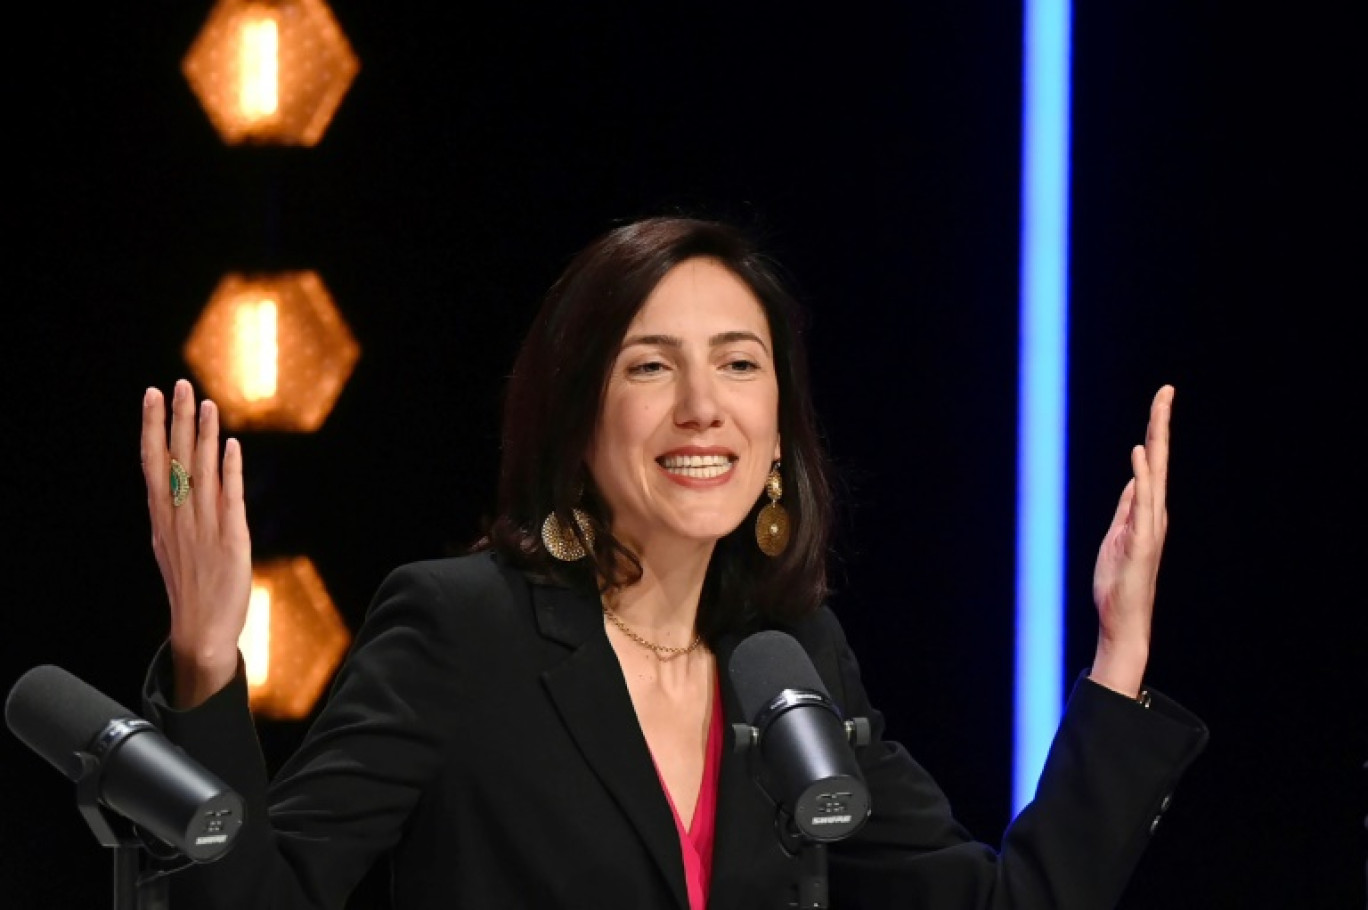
[805,608,1209,909]
[141,562,467,910]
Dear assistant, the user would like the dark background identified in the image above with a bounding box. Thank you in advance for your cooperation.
[2,2,1362,907]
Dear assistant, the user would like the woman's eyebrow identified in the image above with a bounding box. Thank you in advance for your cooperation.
[709,330,770,354]
[620,331,770,354]
[621,333,682,350]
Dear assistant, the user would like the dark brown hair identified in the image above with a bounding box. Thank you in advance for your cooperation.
[478,216,833,640]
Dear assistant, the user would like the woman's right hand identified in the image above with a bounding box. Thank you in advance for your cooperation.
[140,379,252,708]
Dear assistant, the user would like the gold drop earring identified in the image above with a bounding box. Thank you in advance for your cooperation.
[541,484,595,562]
[755,462,790,557]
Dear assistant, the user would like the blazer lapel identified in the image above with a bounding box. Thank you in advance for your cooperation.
[533,582,690,910]
[708,632,789,909]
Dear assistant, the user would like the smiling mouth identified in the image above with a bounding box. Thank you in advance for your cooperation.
[657,454,737,479]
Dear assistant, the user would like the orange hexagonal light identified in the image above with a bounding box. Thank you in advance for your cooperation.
[184,270,359,432]
[183,0,359,146]
[238,556,351,720]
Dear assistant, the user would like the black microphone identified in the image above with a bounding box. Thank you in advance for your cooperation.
[728,630,871,843]
[5,664,244,862]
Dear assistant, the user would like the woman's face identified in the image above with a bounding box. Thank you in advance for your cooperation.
[586,257,781,555]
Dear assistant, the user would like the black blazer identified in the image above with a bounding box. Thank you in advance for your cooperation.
[145,552,1207,909]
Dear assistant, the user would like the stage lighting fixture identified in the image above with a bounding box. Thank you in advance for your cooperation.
[183,0,359,146]
[183,270,359,432]
[238,557,351,720]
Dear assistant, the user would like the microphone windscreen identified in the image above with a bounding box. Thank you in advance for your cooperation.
[5,664,137,781]
[729,630,830,723]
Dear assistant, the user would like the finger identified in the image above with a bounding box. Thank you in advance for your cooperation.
[1146,385,1173,522]
[220,438,250,546]
[141,387,170,512]
[1108,477,1137,536]
[168,379,197,514]
[193,398,221,517]
[1130,443,1152,539]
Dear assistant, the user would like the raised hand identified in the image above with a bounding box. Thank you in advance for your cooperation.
[1089,385,1173,699]
[140,379,252,708]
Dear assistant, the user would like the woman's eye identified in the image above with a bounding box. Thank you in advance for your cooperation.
[627,361,667,376]
[724,359,760,373]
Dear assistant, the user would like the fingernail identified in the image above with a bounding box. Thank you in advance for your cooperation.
[144,388,155,408]
[200,400,214,422]
[174,381,186,403]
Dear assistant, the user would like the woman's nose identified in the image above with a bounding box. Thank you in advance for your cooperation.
[673,369,723,429]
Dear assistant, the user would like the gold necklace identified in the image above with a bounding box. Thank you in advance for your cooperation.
[602,606,703,660]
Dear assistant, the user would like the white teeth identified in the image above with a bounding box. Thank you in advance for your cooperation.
[664,463,734,479]
[659,454,733,468]
[658,454,735,479]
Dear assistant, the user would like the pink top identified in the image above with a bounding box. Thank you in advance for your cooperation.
[651,676,724,910]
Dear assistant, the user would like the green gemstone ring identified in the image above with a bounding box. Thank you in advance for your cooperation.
[169,459,193,508]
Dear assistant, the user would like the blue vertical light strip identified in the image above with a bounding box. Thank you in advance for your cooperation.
[1014,0,1071,815]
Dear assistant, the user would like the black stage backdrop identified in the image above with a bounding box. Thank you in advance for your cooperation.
[1,3,1361,907]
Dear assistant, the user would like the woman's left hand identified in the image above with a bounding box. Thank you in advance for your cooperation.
[1089,384,1173,699]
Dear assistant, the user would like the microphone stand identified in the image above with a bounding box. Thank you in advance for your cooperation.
[797,841,829,910]
[775,811,831,909]
[73,753,186,910]
[797,841,829,909]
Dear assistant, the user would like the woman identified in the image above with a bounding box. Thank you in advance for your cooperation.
[138,217,1206,908]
